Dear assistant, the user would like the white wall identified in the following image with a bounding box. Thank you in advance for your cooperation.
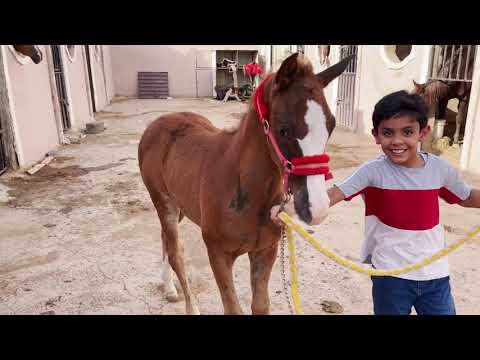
[460,46,480,173]
[354,45,431,134]
[4,45,60,167]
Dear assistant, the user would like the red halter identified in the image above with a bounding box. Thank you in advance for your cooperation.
[253,74,333,193]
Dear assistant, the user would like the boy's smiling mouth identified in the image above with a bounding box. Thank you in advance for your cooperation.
[391,149,407,154]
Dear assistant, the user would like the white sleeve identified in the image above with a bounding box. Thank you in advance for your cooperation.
[439,161,472,204]
[335,162,372,201]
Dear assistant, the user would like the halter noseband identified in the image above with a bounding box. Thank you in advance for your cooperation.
[253,73,333,194]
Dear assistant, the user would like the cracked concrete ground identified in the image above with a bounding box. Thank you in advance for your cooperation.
[1,97,480,315]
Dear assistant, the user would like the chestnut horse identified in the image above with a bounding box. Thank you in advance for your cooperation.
[413,46,476,145]
[13,45,43,64]
[138,53,354,314]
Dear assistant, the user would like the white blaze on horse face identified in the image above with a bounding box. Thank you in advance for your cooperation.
[298,99,330,225]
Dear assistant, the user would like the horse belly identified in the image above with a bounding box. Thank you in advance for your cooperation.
[163,153,204,224]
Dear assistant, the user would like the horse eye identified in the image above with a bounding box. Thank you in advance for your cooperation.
[280,128,289,137]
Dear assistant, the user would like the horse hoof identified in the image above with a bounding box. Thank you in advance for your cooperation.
[187,304,201,315]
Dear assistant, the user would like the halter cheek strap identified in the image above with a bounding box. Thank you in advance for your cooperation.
[254,74,333,193]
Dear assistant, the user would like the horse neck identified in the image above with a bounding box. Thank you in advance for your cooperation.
[228,103,283,200]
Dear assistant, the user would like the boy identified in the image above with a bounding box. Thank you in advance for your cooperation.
[276,90,480,315]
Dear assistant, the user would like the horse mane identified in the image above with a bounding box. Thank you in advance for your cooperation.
[296,54,314,75]
[421,80,450,106]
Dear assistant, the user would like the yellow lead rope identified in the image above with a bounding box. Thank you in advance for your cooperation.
[286,226,302,314]
[278,211,480,315]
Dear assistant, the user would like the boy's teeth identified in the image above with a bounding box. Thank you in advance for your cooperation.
[392,149,405,153]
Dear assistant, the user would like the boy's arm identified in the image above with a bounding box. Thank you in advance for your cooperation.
[459,189,480,208]
[328,186,346,207]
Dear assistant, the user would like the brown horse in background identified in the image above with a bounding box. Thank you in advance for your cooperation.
[13,45,43,64]
[138,53,353,314]
[413,46,476,145]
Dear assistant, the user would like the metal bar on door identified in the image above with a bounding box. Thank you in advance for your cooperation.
[431,45,440,78]
[448,45,456,79]
[456,45,463,80]
[465,45,472,80]
[441,45,448,78]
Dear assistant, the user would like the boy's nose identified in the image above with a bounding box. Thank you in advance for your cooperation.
[392,135,404,145]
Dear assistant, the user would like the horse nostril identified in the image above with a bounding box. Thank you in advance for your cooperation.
[296,206,312,225]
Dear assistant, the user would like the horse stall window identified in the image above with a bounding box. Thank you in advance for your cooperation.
[383,45,412,63]
[425,45,477,146]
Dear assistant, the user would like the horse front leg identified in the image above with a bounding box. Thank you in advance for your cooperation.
[248,243,279,315]
[206,246,243,314]
[454,98,469,145]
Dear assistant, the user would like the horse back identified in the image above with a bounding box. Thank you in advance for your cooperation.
[138,111,229,224]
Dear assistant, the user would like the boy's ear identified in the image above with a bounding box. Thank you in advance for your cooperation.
[419,125,431,141]
[371,128,381,144]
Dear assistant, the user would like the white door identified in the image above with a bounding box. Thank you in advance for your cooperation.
[195,50,214,97]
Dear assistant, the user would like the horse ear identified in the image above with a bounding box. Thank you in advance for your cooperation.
[275,53,300,91]
[316,54,355,87]
[412,80,425,93]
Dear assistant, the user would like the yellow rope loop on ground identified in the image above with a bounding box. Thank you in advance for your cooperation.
[278,212,480,277]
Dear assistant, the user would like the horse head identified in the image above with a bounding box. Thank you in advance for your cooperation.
[412,80,426,95]
[13,45,43,64]
[263,52,354,225]
[412,79,450,113]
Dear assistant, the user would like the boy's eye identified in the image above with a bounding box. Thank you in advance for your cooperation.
[382,130,392,137]
[404,129,413,136]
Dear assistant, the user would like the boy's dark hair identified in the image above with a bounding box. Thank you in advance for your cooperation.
[372,90,428,130]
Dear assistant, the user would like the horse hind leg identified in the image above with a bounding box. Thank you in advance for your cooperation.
[161,229,180,302]
[154,194,200,315]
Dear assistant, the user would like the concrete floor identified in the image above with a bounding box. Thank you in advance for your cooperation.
[1,97,479,315]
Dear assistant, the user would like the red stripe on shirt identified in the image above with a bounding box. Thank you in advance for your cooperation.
[353,187,440,230]
[438,187,463,204]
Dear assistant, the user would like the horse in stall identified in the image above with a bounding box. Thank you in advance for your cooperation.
[413,46,475,145]
[13,45,43,64]
[138,52,354,314]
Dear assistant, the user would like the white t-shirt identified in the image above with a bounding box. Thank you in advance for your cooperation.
[336,152,472,280]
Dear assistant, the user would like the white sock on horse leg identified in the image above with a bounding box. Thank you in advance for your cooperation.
[162,262,179,302]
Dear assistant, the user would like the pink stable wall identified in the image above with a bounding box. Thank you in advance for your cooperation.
[103,46,115,103]
[109,45,200,98]
[109,45,269,98]
[6,45,60,167]
[64,46,94,129]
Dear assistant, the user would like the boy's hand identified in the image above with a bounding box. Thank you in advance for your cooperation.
[328,186,346,207]
[459,189,480,208]
[270,205,283,226]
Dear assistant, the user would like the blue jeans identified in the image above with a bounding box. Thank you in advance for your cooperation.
[371,276,456,315]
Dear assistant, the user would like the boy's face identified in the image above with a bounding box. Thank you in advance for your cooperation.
[372,115,431,167]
